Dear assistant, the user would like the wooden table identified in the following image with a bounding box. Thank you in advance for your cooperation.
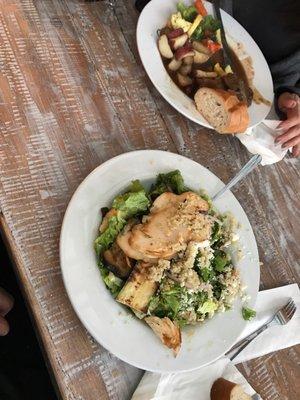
[0,1,299,399]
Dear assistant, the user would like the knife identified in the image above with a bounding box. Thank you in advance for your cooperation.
[212,0,248,103]
[212,0,233,67]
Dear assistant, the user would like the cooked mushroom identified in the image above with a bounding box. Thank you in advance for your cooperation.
[103,242,133,278]
[145,316,182,356]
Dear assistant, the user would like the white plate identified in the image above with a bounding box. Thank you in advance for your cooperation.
[60,150,259,372]
[137,0,274,129]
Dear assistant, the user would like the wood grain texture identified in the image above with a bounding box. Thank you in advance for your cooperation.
[0,0,299,399]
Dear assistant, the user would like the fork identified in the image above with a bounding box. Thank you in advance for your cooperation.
[212,154,262,201]
[227,298,297,361]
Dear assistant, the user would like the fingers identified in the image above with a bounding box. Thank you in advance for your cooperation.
[0,288,13,336]
[0,315,10,336]
[281,135,300,149]
[0,287,14,316]
[277,113,299,131]
[292,144,300,157]
[275,125,300,146]
[278,92,298,111]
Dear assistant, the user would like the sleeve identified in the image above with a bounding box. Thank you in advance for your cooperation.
[269,47,300,117]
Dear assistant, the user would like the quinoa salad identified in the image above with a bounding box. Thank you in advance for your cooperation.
[94,170,244,355]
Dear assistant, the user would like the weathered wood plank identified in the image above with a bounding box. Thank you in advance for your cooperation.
[0,0,299,399]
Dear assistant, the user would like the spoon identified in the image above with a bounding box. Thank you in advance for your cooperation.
[212,154,262,201]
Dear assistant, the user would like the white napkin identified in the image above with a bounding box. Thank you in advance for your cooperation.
[131,284,300,400]
[236,121,287,166]
[236,103,289,165]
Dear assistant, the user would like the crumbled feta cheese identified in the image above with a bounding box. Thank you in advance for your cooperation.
[198,240,210,249]
[231,233,239,242]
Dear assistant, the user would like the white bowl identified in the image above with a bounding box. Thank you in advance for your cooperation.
[60,150,260,372]
[137,0,274,129]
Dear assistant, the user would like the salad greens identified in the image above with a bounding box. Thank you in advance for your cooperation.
[112,190,149,218]
[148,281,209,327]
[242,307,256,321]
[149,170,187,200]
[95,215,127,259]
[212,249,231,272]
[95,184,149,258]
[95,170,246,327]
[94,182,150,294]
[99,261,123,298]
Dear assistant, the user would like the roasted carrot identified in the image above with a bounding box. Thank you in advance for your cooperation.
[194,0,208,16]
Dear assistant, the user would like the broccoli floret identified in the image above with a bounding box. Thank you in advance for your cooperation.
[177,2,198,22]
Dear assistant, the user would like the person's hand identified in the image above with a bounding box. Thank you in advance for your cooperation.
[275,92,300,157]
[0,287,14,336]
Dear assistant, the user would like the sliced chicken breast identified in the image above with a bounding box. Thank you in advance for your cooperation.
[118,192,212,261]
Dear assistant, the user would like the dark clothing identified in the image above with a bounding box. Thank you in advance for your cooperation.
[136,0,300,99]
[224,0,300,98]
[0,238,57,400]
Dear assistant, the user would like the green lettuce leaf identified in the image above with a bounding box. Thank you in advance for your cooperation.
[99,261,123,297]
[200,267,215,282]
[212,249,231,272]
[128,179,145,193]
[197,300,218,315]
[148,282,208,325]
[212,280,225,300]
[112,190,150,218]
[148,284,183,320]
[94,215,126,258]
[94,183,150,258]
[149,170,187,199]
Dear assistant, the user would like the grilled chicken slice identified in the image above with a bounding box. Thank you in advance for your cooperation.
[99,208,117,233]
[103,242,133,279]
[117,229,159,263]
[145,316,182,356]
[118,192,211,261]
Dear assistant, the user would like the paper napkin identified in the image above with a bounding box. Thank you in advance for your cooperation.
[131,284,300,400]
[236,120,288,166]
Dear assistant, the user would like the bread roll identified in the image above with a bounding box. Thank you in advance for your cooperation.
[194,88,249,134]
[210,378,252,400]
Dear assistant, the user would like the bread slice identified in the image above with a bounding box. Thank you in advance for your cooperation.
[210,378,252,400]
[194,88,249,134]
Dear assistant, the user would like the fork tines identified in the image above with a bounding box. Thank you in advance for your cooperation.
[276,298,297,325]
